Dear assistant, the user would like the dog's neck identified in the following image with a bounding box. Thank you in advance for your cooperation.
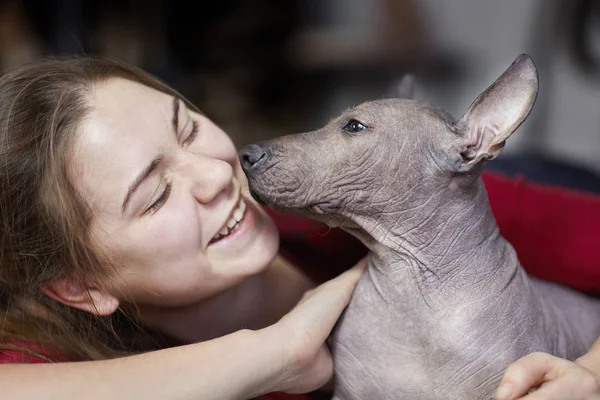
[344,177,520,307]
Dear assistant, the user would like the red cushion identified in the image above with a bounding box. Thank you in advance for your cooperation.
[271,170,600,294]
[485,171,600,294]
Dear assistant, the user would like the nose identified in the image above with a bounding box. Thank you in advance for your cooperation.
[182,154,234,204]
[239,143,272,173]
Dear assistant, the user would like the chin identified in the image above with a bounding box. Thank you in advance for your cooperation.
[241,210,280,275]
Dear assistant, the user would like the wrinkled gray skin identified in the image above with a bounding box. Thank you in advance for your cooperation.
[240,54,600,400]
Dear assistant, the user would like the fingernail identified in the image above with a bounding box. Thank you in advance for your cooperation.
[494,383,513,399]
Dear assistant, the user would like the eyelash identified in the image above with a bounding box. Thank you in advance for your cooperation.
[182,120,199,147]
[144,118,196,215]
[146,180,172,215]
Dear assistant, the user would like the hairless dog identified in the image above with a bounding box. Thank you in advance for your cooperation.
[240,54,600,399]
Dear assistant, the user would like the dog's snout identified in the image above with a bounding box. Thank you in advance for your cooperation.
[239,143,272,173]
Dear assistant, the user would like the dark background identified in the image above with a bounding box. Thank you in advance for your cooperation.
[2,0,600,192]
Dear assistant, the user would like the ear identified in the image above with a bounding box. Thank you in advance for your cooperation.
[41,278,119,316]
[396,74,415,99]
[453,54,538,170]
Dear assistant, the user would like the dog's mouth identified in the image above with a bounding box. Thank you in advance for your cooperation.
[248,186,267,206]
[247,178,349,230]
[246,172,326,215]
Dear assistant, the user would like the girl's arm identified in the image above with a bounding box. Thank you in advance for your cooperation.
[0,260,367,400]
[1,330,277,400]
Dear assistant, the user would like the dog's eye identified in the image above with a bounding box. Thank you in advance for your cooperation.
[342,119,367,133]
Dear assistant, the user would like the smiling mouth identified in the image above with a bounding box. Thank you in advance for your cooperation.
[209,197,247,245]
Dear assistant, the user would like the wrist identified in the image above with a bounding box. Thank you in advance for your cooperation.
[244,327,288,398]
[576,350,600,376]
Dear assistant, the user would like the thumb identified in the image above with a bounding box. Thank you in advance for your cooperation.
[495,352,565,399]
[285,258,367,346]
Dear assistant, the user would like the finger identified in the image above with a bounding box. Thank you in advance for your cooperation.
[353,256,369,271]
[286,261,367,344]
[320,258,368,303]
[295,259,367,307]
[518,374,600,400]
[495,353,568,399]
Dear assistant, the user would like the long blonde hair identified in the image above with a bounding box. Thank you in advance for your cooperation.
[0,57,195,361]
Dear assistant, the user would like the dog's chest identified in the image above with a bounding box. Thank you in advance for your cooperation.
[329,267,536,400]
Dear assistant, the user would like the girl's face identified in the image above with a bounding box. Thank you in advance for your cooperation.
[70,78,279,307]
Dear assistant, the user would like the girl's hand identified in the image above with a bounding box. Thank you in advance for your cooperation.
[261,257,368,395]
[494,352,600,400]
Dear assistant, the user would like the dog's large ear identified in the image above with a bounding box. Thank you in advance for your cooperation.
[451,54,538,171]
[396,74,415,99]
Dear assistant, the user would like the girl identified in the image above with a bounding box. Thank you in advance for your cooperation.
[0,56,365,399]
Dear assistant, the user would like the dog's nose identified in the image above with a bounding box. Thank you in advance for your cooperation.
[239,143,271,173]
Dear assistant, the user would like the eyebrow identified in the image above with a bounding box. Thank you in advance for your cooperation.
[172,96,180,137]
[121,97,180,214]
[122,156,163,213]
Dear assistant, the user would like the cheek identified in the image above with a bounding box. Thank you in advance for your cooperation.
[101,208,202,273]
[146,209,201,258]
[108,215,207,301]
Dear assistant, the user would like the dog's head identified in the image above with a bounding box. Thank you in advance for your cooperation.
[241,55,538,230]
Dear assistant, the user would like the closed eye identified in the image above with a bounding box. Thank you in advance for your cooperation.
[145,180,172,215]
[182,120,199,147]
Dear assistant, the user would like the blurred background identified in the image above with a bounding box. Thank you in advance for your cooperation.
[1,0,600,192]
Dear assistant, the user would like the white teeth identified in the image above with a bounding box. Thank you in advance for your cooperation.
[233,209,243,222]
[211,197,247,243]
